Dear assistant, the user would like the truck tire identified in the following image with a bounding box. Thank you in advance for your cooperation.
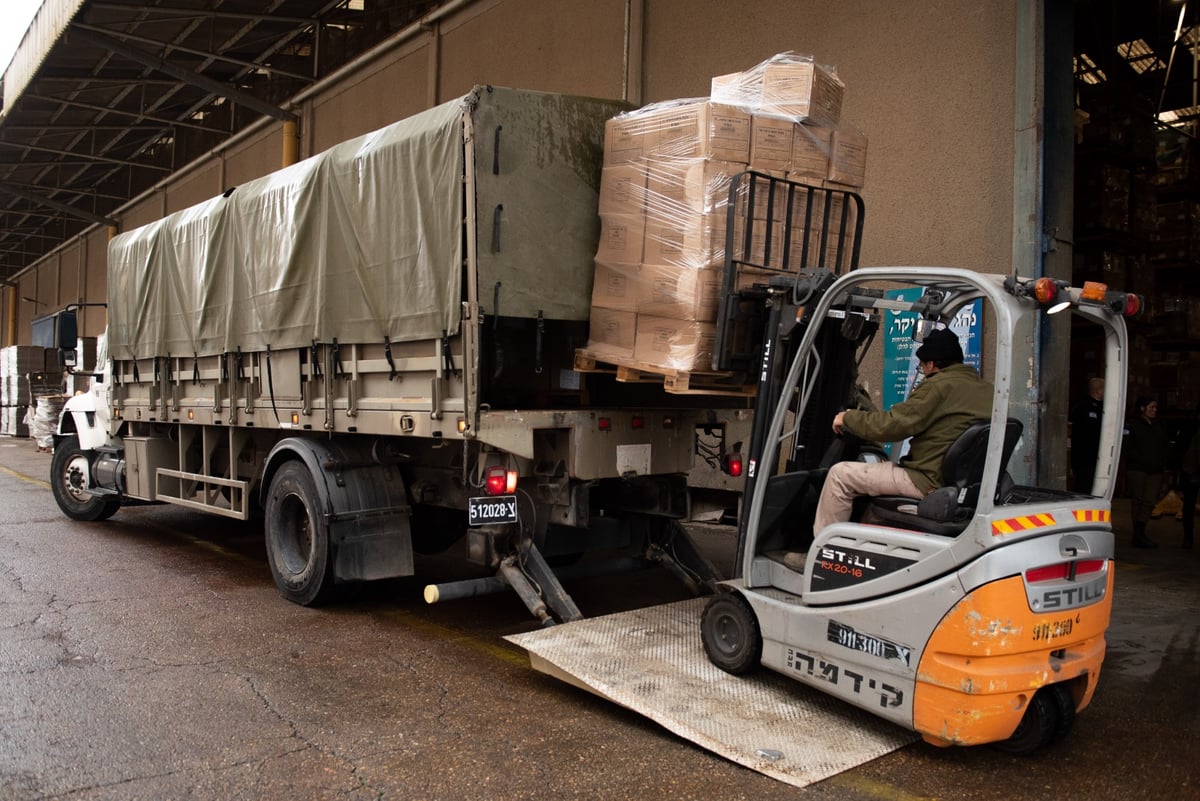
[50,435,120,522]
[264,461,334,606]
[701,591,762,675]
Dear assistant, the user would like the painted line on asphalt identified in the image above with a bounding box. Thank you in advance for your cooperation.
[379,607,530,667]
[828,774,936,800]
[0,464,51,489]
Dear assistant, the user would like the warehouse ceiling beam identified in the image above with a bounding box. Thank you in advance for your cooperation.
[71,23,314,82]
[68,26,297,124]
[0,183,117,228]
[25,93,220,133]
[0,139,172,173]
[88,2,319,26]
[0,124,169,133]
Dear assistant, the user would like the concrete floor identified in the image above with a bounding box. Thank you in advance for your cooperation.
[1,436,1197,800]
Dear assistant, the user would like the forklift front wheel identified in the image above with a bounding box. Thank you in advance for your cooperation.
[701,592,762,675]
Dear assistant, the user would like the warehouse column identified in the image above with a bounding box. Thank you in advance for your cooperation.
[283,120,300,168]
[5,285,15,347]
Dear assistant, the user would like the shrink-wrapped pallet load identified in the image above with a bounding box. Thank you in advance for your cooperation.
[583,52,866,378]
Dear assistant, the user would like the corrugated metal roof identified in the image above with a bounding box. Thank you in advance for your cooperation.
[3,0,88,114]
[0,0,440,282]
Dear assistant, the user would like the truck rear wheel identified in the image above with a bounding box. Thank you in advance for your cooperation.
[264,461,334,605]
[701,592,762,675]
[50,435,120,522]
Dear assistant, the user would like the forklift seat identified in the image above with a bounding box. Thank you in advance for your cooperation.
[867,418,1023,536]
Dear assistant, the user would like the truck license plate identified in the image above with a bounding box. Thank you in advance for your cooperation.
[468,496,518,526]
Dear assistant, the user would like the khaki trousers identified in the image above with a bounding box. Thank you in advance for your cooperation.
[813,461,924,533]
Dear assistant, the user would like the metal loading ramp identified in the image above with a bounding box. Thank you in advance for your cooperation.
[505,598,918,789]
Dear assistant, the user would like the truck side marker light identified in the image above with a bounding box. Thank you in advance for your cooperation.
[631,416,644,430]
[187,409,194,420]
[291,412,300,425]
[457,418,468,433]
[1072,509,1110,523]
[598,417,611,431]
[991,512,1057,536]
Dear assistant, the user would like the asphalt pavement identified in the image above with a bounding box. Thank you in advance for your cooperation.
[1,436,1197,800]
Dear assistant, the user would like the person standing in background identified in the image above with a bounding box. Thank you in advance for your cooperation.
[1179,409,1199,550]
[1124,396,1168,549]
[1070,377,1105,494]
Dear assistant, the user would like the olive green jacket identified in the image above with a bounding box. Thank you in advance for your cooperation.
[842,362,994,494]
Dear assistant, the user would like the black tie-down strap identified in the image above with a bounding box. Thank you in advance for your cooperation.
[192,352,201,385]
[441,330,457,377]
[331,338,344,378]
[310,340,322,378]
[384,336,397,380]
[265,344,280,424]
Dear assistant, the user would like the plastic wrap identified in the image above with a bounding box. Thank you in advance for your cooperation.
[584,54,863,374]
[29,394,66,450]
[710,51,844,125]
[107,96,467,360]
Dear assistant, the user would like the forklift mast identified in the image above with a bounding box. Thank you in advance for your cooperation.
[712,173,865,571]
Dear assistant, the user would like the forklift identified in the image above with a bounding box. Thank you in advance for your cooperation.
[700,172,1136,754]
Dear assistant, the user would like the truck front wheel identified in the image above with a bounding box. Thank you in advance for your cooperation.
[50,435,120,522]
[264,461,334,605]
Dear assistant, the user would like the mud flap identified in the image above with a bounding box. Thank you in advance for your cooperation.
[264,436,415,582]
[330,511,414,581]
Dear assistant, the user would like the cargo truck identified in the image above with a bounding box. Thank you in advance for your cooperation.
[45,86,787,624]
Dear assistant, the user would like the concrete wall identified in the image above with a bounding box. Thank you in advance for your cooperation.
[2,0,1023,344]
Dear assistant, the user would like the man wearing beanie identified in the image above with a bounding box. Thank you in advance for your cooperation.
[808,327,994,538]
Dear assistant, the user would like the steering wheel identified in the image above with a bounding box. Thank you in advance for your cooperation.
[817,430,862,470]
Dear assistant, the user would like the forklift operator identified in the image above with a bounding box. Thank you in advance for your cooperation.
[812,327,994,533]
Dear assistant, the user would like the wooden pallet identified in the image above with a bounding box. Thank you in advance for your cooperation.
[574,349,755,397]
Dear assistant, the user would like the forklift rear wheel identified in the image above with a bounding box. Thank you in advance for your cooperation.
[994,685,1070,755]
[701,592,762,675]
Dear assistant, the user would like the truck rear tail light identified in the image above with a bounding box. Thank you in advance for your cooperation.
[484,466,517,495]
[631,415,645,430]
[598,417,611,431]
[721,443,744,477]
[1025,559,1104,583]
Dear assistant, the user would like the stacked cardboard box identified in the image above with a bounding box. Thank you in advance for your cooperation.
[0,345,47,437]
[585,52,867,374]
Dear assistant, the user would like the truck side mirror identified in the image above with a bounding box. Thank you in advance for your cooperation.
[32,308,79,368]
[56,310,78,369]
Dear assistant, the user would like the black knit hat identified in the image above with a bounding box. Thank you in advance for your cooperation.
[915,328,964,365]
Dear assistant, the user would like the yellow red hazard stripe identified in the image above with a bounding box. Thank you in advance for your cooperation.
[1072,509,1111,523]
[992,513,1057,536]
